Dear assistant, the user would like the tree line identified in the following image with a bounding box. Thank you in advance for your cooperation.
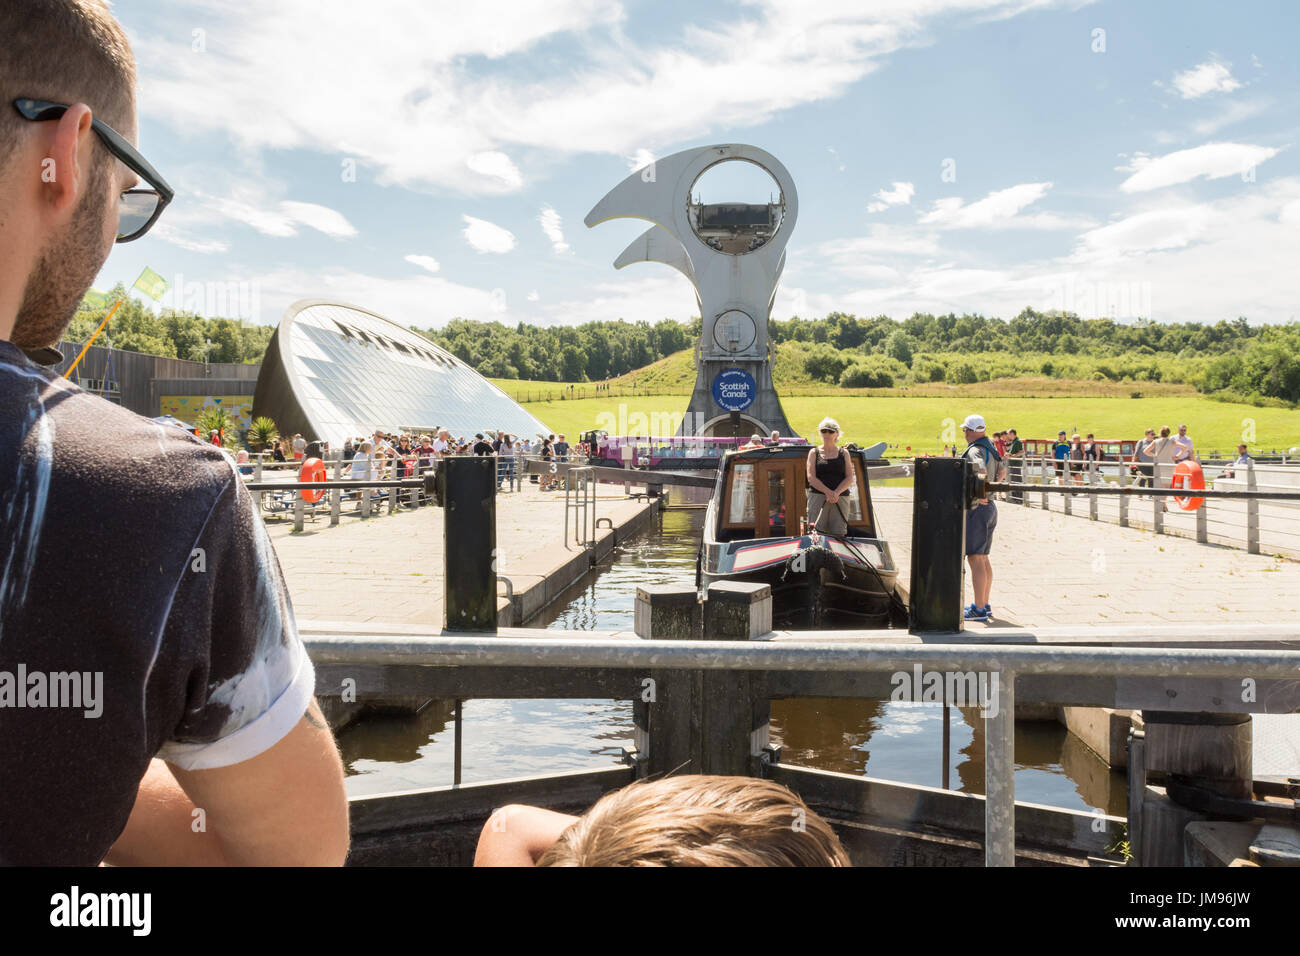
[65,291,1300,404]
[66,283,272,364]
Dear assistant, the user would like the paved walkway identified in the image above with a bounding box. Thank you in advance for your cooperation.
[265,484,653,628]
[872,488,1300,628]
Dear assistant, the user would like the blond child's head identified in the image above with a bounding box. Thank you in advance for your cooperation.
[537,775,850,867]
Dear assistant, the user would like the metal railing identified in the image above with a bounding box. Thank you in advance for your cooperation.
[999,456,1300,557]
[304,629,1300,867]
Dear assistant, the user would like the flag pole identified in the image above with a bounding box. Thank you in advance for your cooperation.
[64,299,122,379]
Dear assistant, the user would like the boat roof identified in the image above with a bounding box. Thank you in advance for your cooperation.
[724,444,871,462]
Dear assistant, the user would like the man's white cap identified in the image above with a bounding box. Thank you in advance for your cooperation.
[962,414,986,432]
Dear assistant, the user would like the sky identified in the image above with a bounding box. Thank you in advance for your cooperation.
[98,0,1300,330]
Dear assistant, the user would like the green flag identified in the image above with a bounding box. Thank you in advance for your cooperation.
[132,266,170,301]
[79,288,111,310]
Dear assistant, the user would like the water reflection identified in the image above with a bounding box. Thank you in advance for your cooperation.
[340,506,1125,814]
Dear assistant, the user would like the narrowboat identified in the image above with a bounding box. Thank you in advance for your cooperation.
[697,443,906,628]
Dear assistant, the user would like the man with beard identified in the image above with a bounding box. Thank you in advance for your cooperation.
[0,0,347,865]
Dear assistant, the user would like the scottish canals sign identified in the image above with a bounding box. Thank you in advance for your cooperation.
[711,368,756,411]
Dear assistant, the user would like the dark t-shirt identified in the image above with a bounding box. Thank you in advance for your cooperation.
[473,441,494,456]
[0,341,314,865]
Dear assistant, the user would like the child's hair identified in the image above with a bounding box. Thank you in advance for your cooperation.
[536,775,850,867]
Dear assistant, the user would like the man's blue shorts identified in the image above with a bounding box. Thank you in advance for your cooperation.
[966,501,997,555]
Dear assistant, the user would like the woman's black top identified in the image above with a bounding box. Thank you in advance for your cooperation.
[812,447,847,490]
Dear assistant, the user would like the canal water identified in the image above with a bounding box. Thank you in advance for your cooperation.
[340,508,1126,815]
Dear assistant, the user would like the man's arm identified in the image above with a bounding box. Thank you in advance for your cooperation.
[105,698,348,866]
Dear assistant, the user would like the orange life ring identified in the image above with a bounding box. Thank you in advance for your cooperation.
[1171,459,1205,511]
[300,457,326,502]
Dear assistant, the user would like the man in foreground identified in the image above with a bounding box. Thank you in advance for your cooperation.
[0,0,348,865]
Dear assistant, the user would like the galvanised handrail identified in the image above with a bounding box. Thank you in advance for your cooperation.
[303,632,1300,867]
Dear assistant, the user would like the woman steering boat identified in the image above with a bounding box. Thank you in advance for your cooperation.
[697,418,904,629]
[806,418,854,535]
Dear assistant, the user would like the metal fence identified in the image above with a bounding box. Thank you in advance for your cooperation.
[304,629,1300,867]
[1001,455,1300,558]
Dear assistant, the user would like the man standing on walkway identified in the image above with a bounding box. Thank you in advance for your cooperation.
[961,414,1001,622]
[1052,429,1070,484]
[1172,423,1195,464]
[1005,428,1024,503]
[0,0,347,865]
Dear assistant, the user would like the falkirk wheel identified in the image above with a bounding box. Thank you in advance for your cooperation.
[585,144,797,438]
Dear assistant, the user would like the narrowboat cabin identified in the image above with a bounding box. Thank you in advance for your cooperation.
[698,444,905,629]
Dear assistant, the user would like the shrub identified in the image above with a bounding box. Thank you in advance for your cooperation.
[840,364,895,388]
[953,362,978,385]
[803,346,849,383]
[248,416,279,451]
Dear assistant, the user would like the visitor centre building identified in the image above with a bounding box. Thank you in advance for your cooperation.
[253,300,551,447]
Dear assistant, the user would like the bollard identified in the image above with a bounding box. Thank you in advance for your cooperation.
[1040,455,1050,510]
[361,486,371,519]
[388,480,398,514]
[293,495,304,532]
[702,582,773,776]
[633,585,701,777]
[908,456,968,634]
[1136,711,1252,866]
[1195,497,1207,543]
[1089,466,1098,521]
[441,455,498,632]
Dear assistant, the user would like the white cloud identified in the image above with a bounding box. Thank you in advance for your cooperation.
[404,254,441,273]
[132,0,1082,195]
[866,180,914,213]
[465,151,524,191]
[538,205,571,255]
[918,182,1085,229]
[462,215,517,254]
[626,148,656,173]
[538,273,698,326]
[1074,205,1215,259]
[244,267,511,327]
[278,201,358,238]
[204,192,357,239]
[527,290,540,302]
[785,178,1300,324]
[1119,142,1281,193]
[1171,58,1242,99]
[152,222,229,254]
[1191,98,1271,136]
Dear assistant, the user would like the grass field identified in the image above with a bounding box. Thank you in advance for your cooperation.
[521,393,1300,456]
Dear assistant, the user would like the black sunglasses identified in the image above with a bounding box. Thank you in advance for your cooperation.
[820,428,837,434]
[12,98,173,242]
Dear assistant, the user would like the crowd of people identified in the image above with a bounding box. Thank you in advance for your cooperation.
[265,427,592,493]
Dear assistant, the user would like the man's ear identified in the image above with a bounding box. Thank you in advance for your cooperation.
[40,103,97,216]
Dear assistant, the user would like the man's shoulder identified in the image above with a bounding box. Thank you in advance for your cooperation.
[7,368,237,501]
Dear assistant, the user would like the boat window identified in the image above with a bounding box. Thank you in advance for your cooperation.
[767,469,787,536]
[841,479,863,523]
[728,463,755,524]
